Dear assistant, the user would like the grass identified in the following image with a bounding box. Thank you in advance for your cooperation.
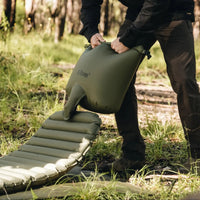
[0,29,200,199]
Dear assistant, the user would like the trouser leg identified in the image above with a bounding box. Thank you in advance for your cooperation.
[115,19,156,162]
[156,20,200,158]
[115,75,145,161]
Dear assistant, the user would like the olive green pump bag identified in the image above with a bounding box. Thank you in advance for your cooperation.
[0,43,145,194]
[64,42,145,120]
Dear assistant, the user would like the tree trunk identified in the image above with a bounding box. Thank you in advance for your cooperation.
[66,0,81,34]
[103,0,109,36]
[3,0,11,26]
[24,0,37,34]
[54,0,67,43]
[10,0,16,30]
[0,1,3,23]
[1,0,16,31]
[193,0,200,39]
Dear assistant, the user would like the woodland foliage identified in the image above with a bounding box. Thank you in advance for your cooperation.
[0,0,200,41]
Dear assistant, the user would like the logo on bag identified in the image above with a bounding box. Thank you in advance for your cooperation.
[77,70,91,78]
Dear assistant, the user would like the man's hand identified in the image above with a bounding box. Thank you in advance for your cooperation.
[90,33,106,48]
[111,38,129,53]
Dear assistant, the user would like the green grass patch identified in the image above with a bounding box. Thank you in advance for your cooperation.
[142,118,188,166]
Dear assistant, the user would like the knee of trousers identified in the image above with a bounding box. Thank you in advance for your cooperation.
[171,77,199,95]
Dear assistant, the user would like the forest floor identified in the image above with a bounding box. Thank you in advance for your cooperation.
[136,82,179,125]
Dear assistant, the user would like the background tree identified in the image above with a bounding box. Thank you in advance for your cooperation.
[1,0,200,41]
[53,0,68,43]
[0,1,3,24]
[193,0,200,39]
[24,0,68,43]
[24,0,40,34]
[66,0,81,34]
[99,0,126,36]
[0,0,17,31]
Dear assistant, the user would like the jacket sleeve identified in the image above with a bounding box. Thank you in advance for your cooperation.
[120,0,170,48]
[79,0,103,42]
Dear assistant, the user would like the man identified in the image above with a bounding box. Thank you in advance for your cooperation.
[79,0,200,172]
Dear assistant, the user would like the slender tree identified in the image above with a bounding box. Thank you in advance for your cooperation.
[99,0,126,37]
[0,0,17,31]
[103,0,109,36]
[194,0,200,39]
[24,0,40,34]
[66,0,81,34]
[49,0,68,43]
[0,1,3,22]
[10,0,17,29]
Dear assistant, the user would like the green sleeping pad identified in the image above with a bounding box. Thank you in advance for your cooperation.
[0,111,101,194]
[64,42,145,120]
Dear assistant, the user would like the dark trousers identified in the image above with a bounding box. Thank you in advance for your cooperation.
[116,20,200,160]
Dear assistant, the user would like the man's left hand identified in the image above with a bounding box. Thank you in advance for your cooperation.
[111,38,129,53]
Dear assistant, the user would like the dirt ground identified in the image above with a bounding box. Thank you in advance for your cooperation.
[136,82,180,127]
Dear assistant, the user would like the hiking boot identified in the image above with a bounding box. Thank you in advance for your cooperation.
[112,157,145,172]
[98,158,145,173]
[180,157,200,174]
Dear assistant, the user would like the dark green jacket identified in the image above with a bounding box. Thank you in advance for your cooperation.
[80,0,194,48]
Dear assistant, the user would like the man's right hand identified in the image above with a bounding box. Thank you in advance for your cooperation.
[90,33,106,48]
